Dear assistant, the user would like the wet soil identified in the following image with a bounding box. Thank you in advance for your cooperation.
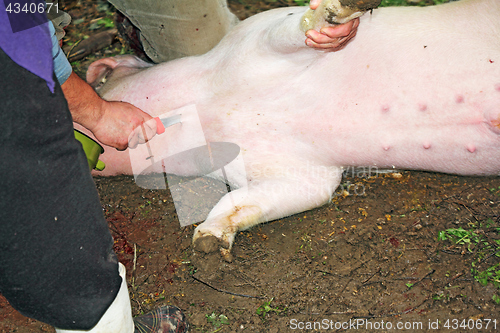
[1,1,499,332]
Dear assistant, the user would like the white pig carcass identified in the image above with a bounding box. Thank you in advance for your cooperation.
[85,0,500,259]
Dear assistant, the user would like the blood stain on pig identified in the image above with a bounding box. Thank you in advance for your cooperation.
[381,105,390,113]
[494,84,500,92]
[455,94,465,104]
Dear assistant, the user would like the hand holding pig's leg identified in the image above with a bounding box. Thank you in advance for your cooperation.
[306,18,359,50]
[301,0,381,31]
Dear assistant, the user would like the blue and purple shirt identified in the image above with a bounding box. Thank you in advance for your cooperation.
[0,0,72,93]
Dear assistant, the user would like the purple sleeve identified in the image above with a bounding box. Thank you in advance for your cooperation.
[0,0,56,93]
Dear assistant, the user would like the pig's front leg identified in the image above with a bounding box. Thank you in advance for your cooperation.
[192,166,342,261]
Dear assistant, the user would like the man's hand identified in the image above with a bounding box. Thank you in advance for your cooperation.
[61,71,157,150]
[91,101,157,150]
[305,0,360,51]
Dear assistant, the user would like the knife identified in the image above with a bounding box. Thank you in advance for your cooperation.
[154,114,182,134]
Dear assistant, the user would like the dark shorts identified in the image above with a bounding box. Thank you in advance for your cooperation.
[0,48,121,330]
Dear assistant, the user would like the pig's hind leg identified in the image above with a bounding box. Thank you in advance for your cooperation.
[301,0,380,31]
[193,166,342,261]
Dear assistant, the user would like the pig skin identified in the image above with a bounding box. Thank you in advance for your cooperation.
[82,0,500,260]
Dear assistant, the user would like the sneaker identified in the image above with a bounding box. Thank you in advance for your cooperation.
[134,305,188,333]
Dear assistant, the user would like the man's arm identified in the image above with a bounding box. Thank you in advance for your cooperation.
[61,71,156,150]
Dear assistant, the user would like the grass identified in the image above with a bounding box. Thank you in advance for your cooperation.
[256,298,287,319]
[438,219,500,304]
[206,312,230,328]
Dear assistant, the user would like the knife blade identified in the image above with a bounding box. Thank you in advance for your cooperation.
[154,114,182,134]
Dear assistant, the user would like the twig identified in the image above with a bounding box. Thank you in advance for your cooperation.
[65,39,82,60]
[209,328,223,333]
[448,272,464,283]
[299,310,356,315]
[453,201,479,222]
[132,244,137,290]
[132,297,144,315]
[484,248,500,261]
[340,278,354,294]
[316,269,337,276]
[362,267,381,285]
[239,250,268,263]
[403,269,435,293]
[227,268,262,290]
[191,275,265,299]
[394,276,432,281]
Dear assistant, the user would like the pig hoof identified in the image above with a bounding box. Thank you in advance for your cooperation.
[339,0,382,11]
[193,233,231,253]
[220,248,234,263]
[193,235,220,253]
[193,235,234,261]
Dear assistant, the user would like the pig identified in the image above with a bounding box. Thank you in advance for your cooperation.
[83,0,500,260]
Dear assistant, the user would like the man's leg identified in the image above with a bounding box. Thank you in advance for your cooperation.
[0,48,121,330]
[109,0,239,62]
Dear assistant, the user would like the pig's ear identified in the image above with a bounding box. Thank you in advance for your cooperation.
[86,58,119,88]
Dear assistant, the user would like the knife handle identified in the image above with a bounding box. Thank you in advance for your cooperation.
[154,117,165,134]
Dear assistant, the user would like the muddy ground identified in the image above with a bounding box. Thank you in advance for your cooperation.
[1,1,499,332]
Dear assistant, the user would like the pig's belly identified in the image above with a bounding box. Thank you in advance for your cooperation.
[200,102,500,178]
[198,59,500,176]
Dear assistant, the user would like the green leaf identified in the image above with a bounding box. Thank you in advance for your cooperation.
[219,314,229,325]
[437,230,447,241]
